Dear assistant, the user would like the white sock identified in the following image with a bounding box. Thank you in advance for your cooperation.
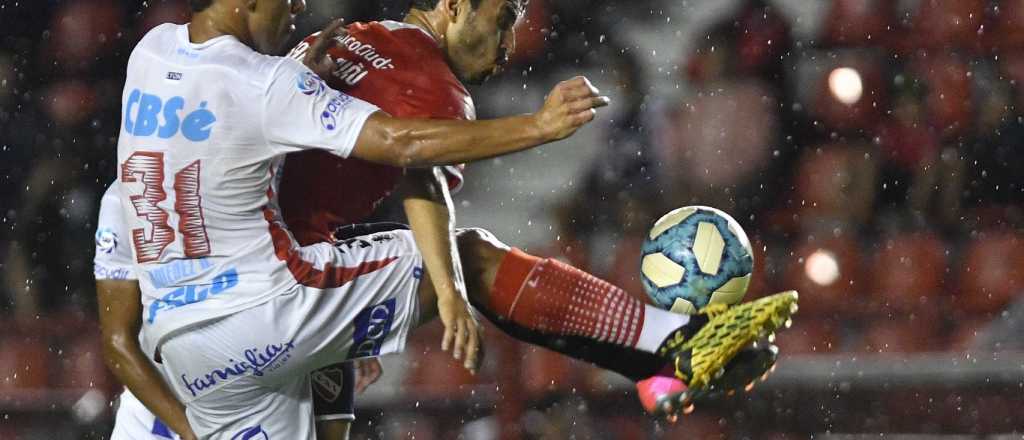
[635,305,691,353]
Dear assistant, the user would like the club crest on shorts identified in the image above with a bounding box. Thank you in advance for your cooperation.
[311,367,345,403]
[348,299,396,359]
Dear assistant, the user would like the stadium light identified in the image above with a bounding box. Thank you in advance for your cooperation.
[805,249,840,286]
[828,67,863,105]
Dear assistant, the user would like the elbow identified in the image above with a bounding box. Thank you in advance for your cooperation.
[100,332,130,371]
[394,139,432,168]
[377,127,427,168]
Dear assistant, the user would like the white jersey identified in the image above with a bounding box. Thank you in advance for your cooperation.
[116,23,379,350]
[95,181,137,281]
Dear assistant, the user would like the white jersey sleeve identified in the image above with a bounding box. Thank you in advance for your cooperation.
[94,181,137,281]
[262,59,379,158]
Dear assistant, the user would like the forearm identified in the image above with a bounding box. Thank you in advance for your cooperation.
[97,280,194,439]
[356,113,546,168]
[400,168,466,300]
[103,336,193,438]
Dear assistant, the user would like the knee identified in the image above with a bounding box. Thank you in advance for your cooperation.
[456,228,508,284]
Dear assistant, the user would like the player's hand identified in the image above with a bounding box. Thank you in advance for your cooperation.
[533,76,610,142]
[437,295,484,374]
[353,358,383,394]
[303,18,347,79]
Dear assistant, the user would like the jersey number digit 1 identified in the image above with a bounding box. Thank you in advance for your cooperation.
[174,160,211,257]
[122,152,211,262]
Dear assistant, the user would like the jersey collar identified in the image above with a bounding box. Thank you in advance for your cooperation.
[379,20,439,46]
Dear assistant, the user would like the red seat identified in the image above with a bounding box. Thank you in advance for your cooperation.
[520,345,578,398]
[0,335,51,390]
[782,236,864,317]
[47,0,123,68]
[793,143,878,226]
[606,234,646,303]
[860,317,941,354]
[905,0,986,52]
[956,231,1024,314]
[821,0,896,46]
[947,317,992,351]
[870,233,948,314]
[57,335,112,393]
[908,53,974,139]
[746,236,775,298]
[774,317,839,354]
[401,321,481,398]
[986,1,1024,51]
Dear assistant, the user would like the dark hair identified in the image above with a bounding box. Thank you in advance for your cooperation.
[409,0,480,11]
[190,0,213,12]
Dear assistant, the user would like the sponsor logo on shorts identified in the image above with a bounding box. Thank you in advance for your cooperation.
[319,93,354,131]
[181,340,296,398]
[348,299,396,359]
[231,425,269,440]
[296,71,326,97]
[147,267,239,323]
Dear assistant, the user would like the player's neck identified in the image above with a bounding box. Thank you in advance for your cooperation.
[188,10,251,47]
[403,10,447,49]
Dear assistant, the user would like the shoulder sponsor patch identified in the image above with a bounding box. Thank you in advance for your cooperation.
[95,228,118,254]
[296,71,327,97]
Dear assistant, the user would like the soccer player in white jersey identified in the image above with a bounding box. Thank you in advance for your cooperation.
[96,181,379,440]
[116,0,609,437]
[115,1,796,438]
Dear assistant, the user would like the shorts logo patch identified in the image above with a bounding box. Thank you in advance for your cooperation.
[231,425,269,440]
[311,367,345,403]
[348,299,396,359]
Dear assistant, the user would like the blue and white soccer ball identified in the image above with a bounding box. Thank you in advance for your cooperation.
[640,206,754,314]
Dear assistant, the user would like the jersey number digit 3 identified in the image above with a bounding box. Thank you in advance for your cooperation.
[122,151,211,263]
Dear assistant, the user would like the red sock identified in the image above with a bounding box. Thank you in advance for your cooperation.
[491,248,646,348]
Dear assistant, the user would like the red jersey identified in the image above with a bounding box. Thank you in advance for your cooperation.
[280,21,475,245]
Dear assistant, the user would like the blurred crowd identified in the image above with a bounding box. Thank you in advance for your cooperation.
[1,0,1024,438]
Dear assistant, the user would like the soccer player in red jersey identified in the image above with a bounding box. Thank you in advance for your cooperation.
[280,0,785,420]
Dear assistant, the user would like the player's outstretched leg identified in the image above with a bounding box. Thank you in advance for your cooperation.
[454,228,798,396]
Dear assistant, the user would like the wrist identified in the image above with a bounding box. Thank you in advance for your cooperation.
[525,113,551,144]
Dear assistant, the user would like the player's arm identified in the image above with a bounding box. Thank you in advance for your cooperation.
[352,80,604,167]
[398,167,481,372]
[97,279,197,440]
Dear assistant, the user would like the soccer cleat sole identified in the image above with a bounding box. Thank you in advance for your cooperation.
[646,344,778,419]
[675,290,798,390]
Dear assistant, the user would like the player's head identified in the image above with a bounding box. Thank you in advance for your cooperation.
[410,0,525,84]
[190,0,306,54]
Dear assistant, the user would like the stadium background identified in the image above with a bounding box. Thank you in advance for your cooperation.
[2,0,1024,438]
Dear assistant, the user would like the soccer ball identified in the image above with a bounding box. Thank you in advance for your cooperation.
[640,206,754,314]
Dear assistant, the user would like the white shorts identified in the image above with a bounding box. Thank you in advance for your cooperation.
[158,229,423,439]
[110,389,181,440]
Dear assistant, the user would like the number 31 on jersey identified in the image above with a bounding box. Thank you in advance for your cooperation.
[122,151,210,263]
